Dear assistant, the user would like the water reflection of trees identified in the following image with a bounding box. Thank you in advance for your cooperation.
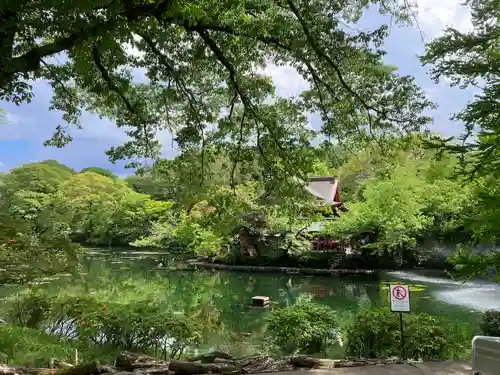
[70,254,386,354]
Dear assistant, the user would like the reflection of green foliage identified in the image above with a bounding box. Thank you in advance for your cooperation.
[266,294,339,355]
[345,308,471,360]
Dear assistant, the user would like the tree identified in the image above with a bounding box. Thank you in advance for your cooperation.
[52,171,174,245]
[324,135,475,258]
[422,0,500,178]
[2,161,74,195]
[0,164,80,286]
[80,166,117,179]
[52,172,130,243]
[42,160,76,174]
[421,0,500,279]
[0,0,432,179]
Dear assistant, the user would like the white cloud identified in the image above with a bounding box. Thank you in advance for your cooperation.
[259,65,309,98]
[4,112,25,125]
[412,0,472,38]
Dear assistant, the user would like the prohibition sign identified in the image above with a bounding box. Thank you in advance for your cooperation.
[392,285,407,300]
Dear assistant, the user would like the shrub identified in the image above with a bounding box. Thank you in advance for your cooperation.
[8,289,204,359]
[344,308,471,360]
[266,294,339,354]
[480,310,500,336]
[0,324,119,367]
[0,324,75,367]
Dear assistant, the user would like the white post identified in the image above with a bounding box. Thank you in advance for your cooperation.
[472,336,500,375]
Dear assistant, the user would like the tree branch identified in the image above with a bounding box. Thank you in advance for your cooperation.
[92,44,156,159]
[194,28,288,164]
[91,44,136,114]
[231,111,246,193]
[137,31,207,186]
[1,0,174,87]
[284,0,404,124]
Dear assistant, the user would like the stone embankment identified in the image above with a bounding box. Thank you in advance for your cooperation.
[188,261,377,275]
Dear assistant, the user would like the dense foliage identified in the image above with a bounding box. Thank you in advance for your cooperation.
[344,308,471,360]
[421,0,500,278]
[0,131,492,270]
[9,282,203,358]
[479,310,500,337]
[0,160,80,286]
[322,135,476,259]
[1,0,500,367]
[0,0,432,182]
[266,294,339,355]
[1,0,499,278]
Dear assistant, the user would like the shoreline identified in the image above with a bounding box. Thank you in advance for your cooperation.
[186,261,379,275]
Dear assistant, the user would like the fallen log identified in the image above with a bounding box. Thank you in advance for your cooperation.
[54,361,101,375]
[288,356,321,368]
[240,357,275,374]
[188,351,233,363]
[0,366,25,375]
[169,360,238,375]
[116,353,168,371]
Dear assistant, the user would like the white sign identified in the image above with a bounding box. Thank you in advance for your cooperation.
[389,284,410,312]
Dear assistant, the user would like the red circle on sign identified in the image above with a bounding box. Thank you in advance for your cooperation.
[392,285,407,300]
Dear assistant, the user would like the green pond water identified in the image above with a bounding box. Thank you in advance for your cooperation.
[5,247,500,357]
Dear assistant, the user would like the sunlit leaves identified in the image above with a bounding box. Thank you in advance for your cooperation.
[324,135,476,252]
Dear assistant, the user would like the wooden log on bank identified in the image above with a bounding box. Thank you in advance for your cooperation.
[116,352,168,371]
[288,356,322,368]
[187,351,233,363]
[54,361,101,375]
[169,360,238,375]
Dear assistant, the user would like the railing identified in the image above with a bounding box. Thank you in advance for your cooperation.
[472,335,500,375]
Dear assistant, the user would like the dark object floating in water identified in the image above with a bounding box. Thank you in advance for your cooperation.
[252,296,270,307]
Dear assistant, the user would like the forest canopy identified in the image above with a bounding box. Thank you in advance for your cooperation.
[1,0,432,180]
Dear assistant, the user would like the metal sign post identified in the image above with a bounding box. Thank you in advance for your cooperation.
[389,284,410,361]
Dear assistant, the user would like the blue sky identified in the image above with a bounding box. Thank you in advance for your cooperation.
[0,1,475,176]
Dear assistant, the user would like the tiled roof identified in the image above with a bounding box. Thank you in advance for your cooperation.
[305,176,341,205]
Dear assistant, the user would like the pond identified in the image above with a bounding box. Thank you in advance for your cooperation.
[5,247,500,357]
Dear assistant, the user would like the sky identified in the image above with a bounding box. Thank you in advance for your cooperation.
[0,0,475,176]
